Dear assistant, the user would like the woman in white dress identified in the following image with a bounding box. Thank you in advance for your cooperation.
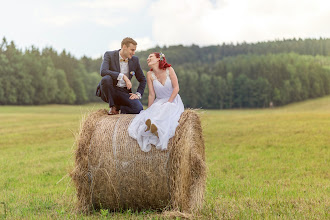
[128,52,184,152]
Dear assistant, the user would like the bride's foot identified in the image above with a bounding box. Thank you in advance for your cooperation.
[145,119,151,132]
[151,124,159,138]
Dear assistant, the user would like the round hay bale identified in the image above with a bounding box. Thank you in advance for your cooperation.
[70,109,206,213]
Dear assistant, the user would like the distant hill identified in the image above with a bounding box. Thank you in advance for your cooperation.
[1,37,330,108]
[279,95,330,111]
[135,38,330,70]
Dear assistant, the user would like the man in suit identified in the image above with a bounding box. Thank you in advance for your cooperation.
[96,37,146,114]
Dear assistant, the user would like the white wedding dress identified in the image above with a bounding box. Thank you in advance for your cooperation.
[128,68,184,152]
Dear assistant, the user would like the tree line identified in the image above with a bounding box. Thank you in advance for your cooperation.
[0,38,100,105]
[1,37,330,108]
[173,53,330,108]
[136,37,330,69]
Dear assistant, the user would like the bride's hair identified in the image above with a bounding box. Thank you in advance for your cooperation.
[151,52,171,70]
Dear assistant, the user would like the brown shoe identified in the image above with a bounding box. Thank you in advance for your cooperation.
[108,106,119,115]
[151,124,159,138]
[145,119,151,132]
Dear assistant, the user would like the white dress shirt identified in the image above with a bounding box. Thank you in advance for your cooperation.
[117,53,129,87]
[116,53,141,99]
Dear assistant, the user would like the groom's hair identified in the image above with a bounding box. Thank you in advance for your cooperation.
[121,37,137,48]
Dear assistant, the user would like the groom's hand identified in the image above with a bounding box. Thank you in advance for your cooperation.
[123,75,132,89]
[129,93,139,99]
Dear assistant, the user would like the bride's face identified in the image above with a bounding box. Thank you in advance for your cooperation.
[147,54,159,67]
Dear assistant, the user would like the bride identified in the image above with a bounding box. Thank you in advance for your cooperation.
[128,52,184,152]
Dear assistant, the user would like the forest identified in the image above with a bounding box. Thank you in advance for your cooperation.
[1,37,330,108]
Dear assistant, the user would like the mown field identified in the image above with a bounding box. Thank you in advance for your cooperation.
[0,97,329,219]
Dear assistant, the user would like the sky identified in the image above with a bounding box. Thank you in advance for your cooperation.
[1,0,330,58]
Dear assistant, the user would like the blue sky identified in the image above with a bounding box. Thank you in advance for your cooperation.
[1,0,330,58]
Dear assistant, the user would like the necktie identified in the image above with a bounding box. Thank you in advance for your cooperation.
[120,58,128,63]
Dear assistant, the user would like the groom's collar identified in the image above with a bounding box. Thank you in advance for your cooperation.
[119,52,128,62]
[117,49,133,61]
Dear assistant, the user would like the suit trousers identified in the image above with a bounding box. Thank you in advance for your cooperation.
[100,75,143,114]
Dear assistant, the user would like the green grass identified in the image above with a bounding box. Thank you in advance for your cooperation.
[0,97,329,219]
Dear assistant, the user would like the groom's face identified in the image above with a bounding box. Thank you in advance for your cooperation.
[122,43,136,59]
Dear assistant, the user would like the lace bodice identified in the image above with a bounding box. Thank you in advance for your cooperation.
[150,68,172,99]
[150,68,170,81]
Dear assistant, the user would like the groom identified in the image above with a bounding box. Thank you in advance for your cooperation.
[96,37,146,114]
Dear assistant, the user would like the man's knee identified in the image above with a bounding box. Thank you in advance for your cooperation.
[101,75,113,87]
[132,101,143,113]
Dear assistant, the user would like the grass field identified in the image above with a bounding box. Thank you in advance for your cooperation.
[0,96,329,219]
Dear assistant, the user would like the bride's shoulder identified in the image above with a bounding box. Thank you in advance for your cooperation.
[147,71,156,80]
[167,67,176,76]
[166,66,174,72]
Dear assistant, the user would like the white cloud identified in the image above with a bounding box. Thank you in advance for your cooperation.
[43,14,81,27]
[150,0,214,46]
[40,0,149,27]
[77,0,148,11]
[135,37,155,51]
[149,0,330,46]
[90,16,128,27]
[108,40,122,51]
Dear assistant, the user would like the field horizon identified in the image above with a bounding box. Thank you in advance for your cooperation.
[0,96,329,219]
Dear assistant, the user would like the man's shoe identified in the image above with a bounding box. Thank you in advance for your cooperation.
[108,106,119,115]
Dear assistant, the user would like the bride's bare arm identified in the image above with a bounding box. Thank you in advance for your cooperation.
[147,71,156,107]
[168,67,179,103]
